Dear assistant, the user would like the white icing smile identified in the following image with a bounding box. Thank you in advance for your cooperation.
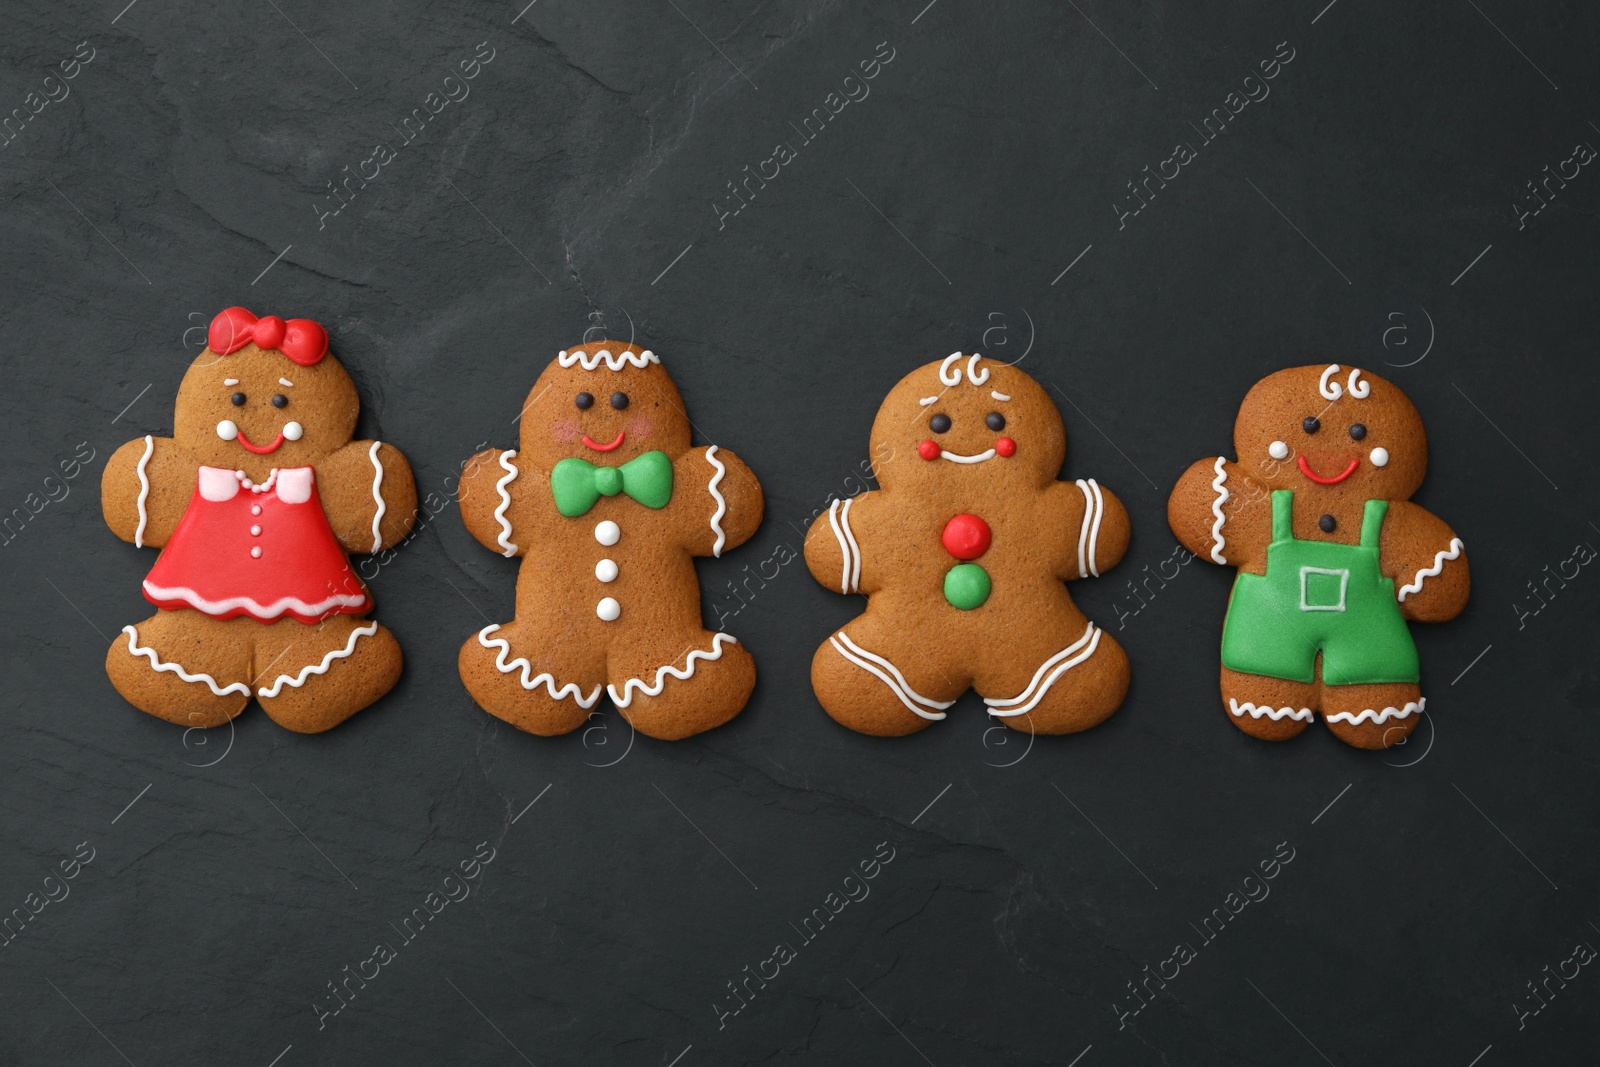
[938,448,997,464]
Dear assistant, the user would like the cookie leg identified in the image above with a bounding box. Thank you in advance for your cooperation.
[980,622,1130,735]
[1319,682,1423,750]
[459,621,605,737]
[606,631,755,741]
[1219,666,1316,742]
[811,618,966,737]
[254,616,402,734]
[107,611,252,728]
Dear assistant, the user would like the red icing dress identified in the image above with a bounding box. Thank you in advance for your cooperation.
[143,466,371,624]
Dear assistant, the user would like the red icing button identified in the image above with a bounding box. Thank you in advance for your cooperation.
[995,437,1016,458]
[917,439,940,461]
[941,513,992,560]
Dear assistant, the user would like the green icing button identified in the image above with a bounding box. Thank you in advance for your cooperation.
[943,563,991,610]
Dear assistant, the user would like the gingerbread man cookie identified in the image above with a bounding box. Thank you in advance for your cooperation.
[456,342,764,741]
[1168,364,1469,750]
[804,353,1131,737]
[101,307,418,733]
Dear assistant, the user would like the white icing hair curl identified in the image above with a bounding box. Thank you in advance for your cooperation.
[558,348,660,372]
[1318,364,1371,401]
[938,352,991,387]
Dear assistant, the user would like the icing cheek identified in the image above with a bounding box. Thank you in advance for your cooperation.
[626,417,652,439]
[1268,441,1289,460]
[1370,447,1390,467]
[995,437,1016,458]
[282,421,304,441]
[217,420,238,441]
[551,418,581,443]
[917,439,940,461]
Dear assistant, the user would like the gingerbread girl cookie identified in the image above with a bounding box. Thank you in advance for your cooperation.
[456,342,763,741]
[101,307,417,733]
[1168,364,1469,750]
[804,353,1131,737]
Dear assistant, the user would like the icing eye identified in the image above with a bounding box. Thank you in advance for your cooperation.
[575,392,594,409]
[611,392,629,410]
[272,394,289,409]
[985,412,1006,431]
[1302,416,1320,434]
[929,414,951,433]
[1269,441,1289,460]
[1349,423,1366,440]
[231,392,247,406]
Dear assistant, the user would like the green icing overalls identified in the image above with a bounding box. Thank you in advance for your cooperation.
[1219,490,1419,686]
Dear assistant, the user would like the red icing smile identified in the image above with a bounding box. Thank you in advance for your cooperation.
[236,430,286,455]
[582,431,625,452]
[1297,454,1359,485]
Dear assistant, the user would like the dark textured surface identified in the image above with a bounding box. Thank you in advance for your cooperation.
[1,1,1597,1064]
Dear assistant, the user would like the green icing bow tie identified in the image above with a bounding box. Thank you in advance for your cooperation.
[550,450,673,517]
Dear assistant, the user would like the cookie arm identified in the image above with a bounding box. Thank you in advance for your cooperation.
[317,440,419,554]
[1381,500,1470,622]
[459,447,543,558]
[1047,478,1130,581]
[674,446,763,557]
[102,435,188,549]
[1167,457,1273,573]
[804,490,880,595]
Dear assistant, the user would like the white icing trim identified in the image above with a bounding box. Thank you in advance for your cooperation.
[1086,479,1104,577]
[827,499,862,594]
[966,354,989,385]
[279,377,294,388]
[840,498,861,593]
[609,633,738,709]
[133,435,154,548]
[918,396,940,406]
[257,622,379,698]
[1398,539,1463,601]
[829,631,953,720]
[367,441,385,554]
[1318,364,1343,400]
[223,378,239,386]
[984,623,1101,715]
[990,391,1011,402]
[494,451,519,557]
[122,625,250,698]
[938,353,964,386]
[939,448,996,464]
[477,624,603,707]
[1227,700,1314,722]
[1325,698,1424,725]
[142,581,366,620]
[557,348,660,372]
[705,445,728,558]
[1208,457,1230,565]
[1074,481,1092,579]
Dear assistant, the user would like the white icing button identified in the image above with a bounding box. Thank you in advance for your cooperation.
[1268,440,1289,460]
[217,420,238,441]
[595,558,619,583]
[596,597,621,622]
[1370,447,1390,467]
[250,525,262,536]
[251,505,262,515]
[250,546,262,558]
[594,520,621,546]
[282,421,304,441]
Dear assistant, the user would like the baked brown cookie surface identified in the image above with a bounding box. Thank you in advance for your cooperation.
[1168,364,1469,750]
[456,342,764,741]
[101,307,417,734]
[803,353,1131,737]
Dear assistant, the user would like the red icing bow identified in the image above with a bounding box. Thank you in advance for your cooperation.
[208,306,328,366]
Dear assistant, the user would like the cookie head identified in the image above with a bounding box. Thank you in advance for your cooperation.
[1234,364,1427,502]
[174,307,358,471]
[516,343,692,467]
[869,353,1065,491]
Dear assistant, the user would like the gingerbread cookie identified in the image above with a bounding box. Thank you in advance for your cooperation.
[101,307,417,734]
[1167,364,1469,750]
[456,342,763,741]
[803,353,1131,737]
